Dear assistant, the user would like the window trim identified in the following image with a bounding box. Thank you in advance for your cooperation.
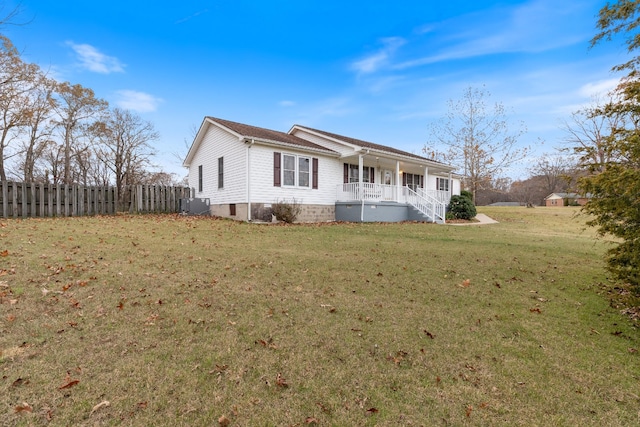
[436,177,450,192]
[344,163,374,184]
[281,153,312,188]
[218,157,224,189]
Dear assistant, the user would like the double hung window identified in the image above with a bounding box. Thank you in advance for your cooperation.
[282,154,311,188]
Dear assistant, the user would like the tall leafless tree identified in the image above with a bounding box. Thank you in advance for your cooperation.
[0,35,41,180]
[424,86,528,201]
[53,81,107,184]
[92,107,159,198]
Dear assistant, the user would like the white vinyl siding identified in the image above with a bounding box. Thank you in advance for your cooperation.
[248,145,339,205]
[187,125,246,204]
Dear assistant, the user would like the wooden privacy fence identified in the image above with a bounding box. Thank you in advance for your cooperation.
[1,181,192,218]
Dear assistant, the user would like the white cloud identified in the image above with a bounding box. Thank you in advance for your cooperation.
[395,0,591,70]
[351,37,406,74]
[115,90,163,113]
[66,41,125,74]
[278,100,296,107]
[578,78,620,98]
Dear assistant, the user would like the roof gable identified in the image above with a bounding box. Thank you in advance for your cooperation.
[209,117,336,152]
[183,117,338,166]
[290,124,446,165]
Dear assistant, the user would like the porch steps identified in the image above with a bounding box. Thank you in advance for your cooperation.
[408,206,444,224]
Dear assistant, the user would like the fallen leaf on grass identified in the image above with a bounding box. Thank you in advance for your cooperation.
[423,330,435,339]
[466,405,473,417]
[366,407,379,415]
[90,400,110,415]
[305,417,319,424]
[58,379,79,390]
[11,378,29,387]
[276,373,288,388]
[137,401,148,409]
[529,308,542,314]
[6,314,16,322]
[1,250,9,257]
[14,402,32,413]
[218,415,230,426]
[459,279,470,288]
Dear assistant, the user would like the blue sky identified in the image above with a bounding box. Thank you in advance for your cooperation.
[3,0,630,180]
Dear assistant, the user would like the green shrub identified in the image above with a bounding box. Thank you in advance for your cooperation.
[271,199,302,223]
[461,190,473,201]
[448,195,477,220]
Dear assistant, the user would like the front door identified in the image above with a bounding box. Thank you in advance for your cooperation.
[381,170,394,200]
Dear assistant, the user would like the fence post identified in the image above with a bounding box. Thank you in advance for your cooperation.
[1,181,7,218]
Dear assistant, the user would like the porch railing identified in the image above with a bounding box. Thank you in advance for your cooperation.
[403,187,446,223]
[337,183,449,205]
[336,183,448,223]
[337,182,397,202]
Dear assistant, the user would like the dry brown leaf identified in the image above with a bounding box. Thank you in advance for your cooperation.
[275,373,288,388]
[305,417,319,424]
[459,279,471,288]
[218,415,230,426]
[1,250,9,257]
[14,402,32,413]
[90,400,110,415]
[58,379,79,390]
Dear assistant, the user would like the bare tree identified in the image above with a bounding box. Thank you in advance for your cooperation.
[53,81,108,184]
[0,35,41,180]
[561,98,624,172]
[529,152,574,197]
[425,86,528,201]
[20,74,56,181]
[92,107,158,197]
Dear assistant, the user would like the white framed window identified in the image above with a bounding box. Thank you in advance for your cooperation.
[282,153,311,188]
[436,177,449,192]
[347,164,373,183]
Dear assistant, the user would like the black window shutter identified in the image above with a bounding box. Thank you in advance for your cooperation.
[402,173,407,186]
[312,158,318,189]
[370,167,375,184]
[343,163,349,184]
[274,152,281,187]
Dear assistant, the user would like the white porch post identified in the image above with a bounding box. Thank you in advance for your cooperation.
[424,166,429,192]
[395,161,401,202]
[358,154,364,199]
[448,172,452,199]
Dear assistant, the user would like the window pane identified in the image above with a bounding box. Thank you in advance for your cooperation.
[283,155,296,186]
[349,164,358,183]
[283,155,295,170]
[284,170,295,186]
[299,157,309,172]
[299,157,310,187]
[299,171,309,187]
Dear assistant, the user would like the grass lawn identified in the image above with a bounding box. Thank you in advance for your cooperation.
[1,206,638,426]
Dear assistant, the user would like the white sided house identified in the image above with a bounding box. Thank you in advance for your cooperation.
[182,117,461,223]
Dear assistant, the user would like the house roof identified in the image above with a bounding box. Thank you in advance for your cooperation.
[207,117,337,153]
[544,192,592,200]
[183,117,340,167]
[290,124,447,166]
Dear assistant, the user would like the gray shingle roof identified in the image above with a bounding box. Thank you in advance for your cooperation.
[293,125,444,164]
[207,117,336,153]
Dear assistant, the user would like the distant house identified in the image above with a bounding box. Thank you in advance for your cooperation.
[544,192,591,207]
[182,117,461,223]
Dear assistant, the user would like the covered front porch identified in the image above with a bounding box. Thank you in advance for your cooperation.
[334,151,456,223]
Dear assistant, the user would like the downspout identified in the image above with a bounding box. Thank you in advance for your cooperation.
[246,139,255,221]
